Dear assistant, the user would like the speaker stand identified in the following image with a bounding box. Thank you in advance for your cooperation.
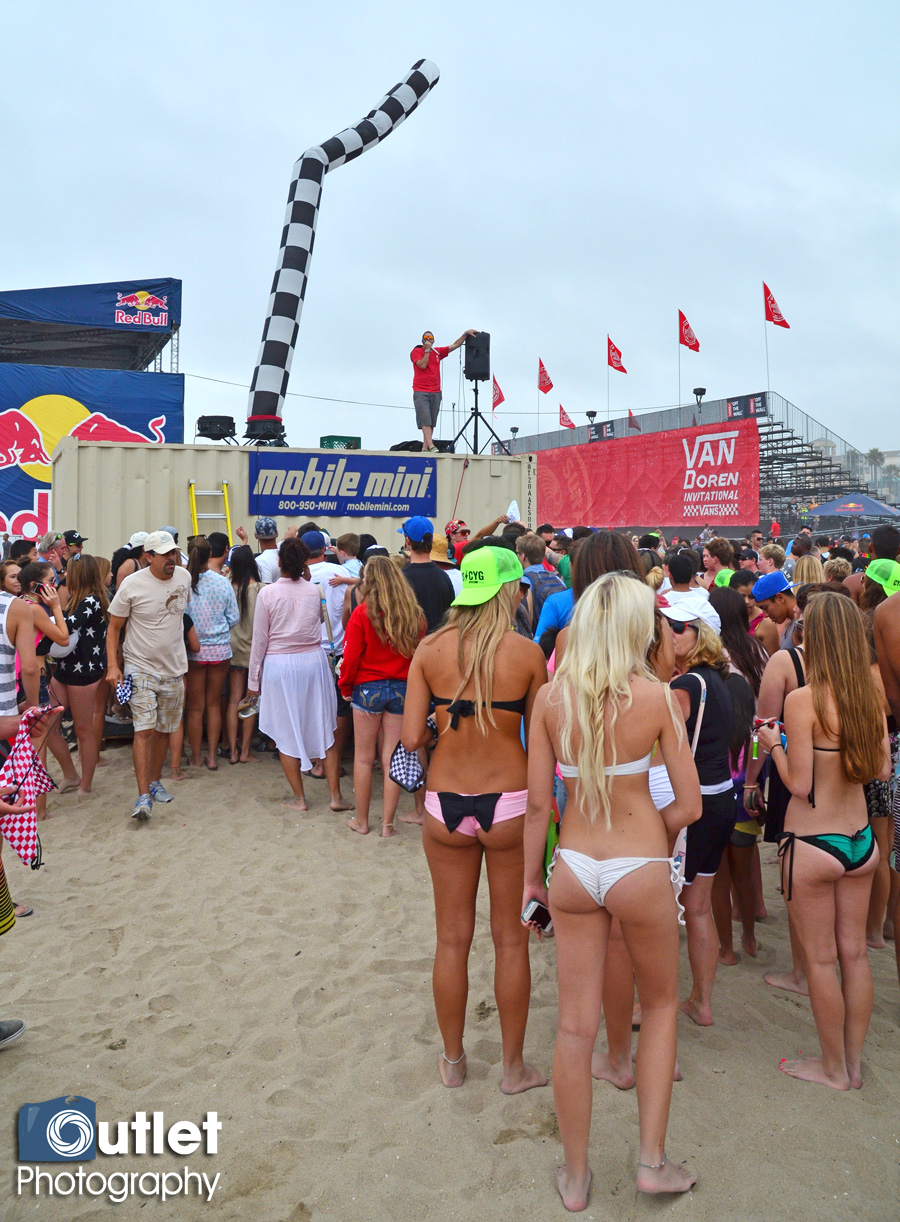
[452,382,510,455]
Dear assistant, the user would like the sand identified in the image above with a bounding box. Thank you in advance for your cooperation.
[1,742,898,1221]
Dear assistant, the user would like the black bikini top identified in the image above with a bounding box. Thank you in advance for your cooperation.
[808,745,840,808]
[433,694,527,731]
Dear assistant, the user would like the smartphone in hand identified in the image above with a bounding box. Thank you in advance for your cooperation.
[522,899,553,933]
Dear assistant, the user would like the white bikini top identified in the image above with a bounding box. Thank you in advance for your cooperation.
[556,752,653,779]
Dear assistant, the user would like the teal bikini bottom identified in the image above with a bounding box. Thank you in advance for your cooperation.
[777,824,875,901]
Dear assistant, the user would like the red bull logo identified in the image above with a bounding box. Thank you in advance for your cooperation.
[71,413,166,444]
[115,290,169,328]
[0,409,52,469]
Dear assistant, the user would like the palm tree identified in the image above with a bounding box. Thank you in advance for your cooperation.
[866,447,885,468]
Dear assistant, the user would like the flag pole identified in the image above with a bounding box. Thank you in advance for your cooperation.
[764,318,770,395]
[678,343,681,407]
[607,361,610,420]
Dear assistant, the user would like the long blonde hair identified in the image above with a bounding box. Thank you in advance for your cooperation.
[804,592,885,784]
[681,618,730,676]
[431,580,518,734]
[553,573,681,827]
[793,553,825,584]
[360,555,423,657]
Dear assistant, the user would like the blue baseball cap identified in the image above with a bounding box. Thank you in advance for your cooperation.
[753,571,793,601]
[300,530,326,551]
[254,516,278,539]
[398,516,433,543]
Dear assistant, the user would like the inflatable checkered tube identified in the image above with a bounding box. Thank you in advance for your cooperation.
[247,59,440,428]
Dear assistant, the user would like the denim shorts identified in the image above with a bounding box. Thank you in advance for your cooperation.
[351,679,407,715]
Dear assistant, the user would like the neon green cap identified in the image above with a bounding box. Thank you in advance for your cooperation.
[713,568,734,588]
[452,547,524,607]
[865,559,900,595]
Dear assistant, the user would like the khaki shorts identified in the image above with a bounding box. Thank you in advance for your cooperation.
[129,670,185,734]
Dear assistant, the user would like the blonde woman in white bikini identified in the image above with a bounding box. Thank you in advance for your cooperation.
[523,572,701,1210]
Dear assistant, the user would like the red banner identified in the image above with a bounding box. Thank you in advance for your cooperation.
[538,359,553,393]
[537,418,759,527]
[763,281,790,329]
[678,309,700,351]
[607,336,626,373]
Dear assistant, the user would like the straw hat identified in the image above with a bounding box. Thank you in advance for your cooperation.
[429,535,456,566]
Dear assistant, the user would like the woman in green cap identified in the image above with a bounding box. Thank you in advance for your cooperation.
[401,543,548,1092]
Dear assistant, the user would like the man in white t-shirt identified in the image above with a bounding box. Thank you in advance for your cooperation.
[106,530,191,821]
[252,516,282,584]
[302,530,353,775]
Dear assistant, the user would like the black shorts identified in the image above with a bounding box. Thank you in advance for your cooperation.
[334,673,352,719]
[685,789,738,883]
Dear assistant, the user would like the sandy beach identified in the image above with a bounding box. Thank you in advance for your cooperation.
[2,742,898,1221]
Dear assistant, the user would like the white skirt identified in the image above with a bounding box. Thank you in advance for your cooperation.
[258,650,336,768]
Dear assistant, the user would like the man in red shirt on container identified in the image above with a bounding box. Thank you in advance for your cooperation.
[410,327,477,451]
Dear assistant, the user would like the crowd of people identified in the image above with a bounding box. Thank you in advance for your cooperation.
[2,513,900,1210]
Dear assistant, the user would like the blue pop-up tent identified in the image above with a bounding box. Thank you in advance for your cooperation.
[813,493,900,517]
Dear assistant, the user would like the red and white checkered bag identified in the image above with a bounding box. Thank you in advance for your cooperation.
[0,709,56,869]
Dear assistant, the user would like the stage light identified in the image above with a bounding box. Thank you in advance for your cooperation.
[586,411,597,423]
[693,388,706,405]
[196,415,237,443]
[510,426,519,438]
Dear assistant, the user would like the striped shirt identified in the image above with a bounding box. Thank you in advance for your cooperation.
[0,594,19,716]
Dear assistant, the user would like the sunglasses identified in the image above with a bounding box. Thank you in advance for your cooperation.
[668,619,699,635]
[454,529,470,536]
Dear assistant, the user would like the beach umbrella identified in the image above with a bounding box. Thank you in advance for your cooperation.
[812,493,900,517]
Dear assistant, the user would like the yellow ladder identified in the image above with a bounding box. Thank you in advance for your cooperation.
[189,480,233,543]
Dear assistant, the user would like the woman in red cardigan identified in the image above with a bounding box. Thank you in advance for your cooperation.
[340,556,425,837]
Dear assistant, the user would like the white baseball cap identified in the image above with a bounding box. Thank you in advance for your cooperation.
[128,531,148,549]
[142,530,179,555]
[659,590,722,634]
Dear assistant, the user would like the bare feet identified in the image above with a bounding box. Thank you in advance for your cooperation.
[186,760,202,769]
[556,1165,591,1212]
[636,1157,696,1194]
[439,1051,466,1088]
[500,1063,548,1094]
[718,948,738,966]
[779,1056,850,1091]
[764,970,809,996]
[866,932,886,950]
[205,758,218,771]
[591,1051,635,1089]
[381,824,397,838]
[281,797,308,812]
[238,754,261,764]
[398,811,424,824]
[58,779,80,794]
[76,787,92,796]
[169,767,187,781]
[346,818,369,834]
[756,903,769,919]
[741,933,759,958]
[679,998,713,1027]
[331,798,354,812]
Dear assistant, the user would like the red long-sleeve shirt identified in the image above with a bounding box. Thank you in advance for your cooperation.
[339,602,421,699]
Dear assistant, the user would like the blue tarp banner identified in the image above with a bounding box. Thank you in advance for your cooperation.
[0,363,184,538]
[0,279,181,331]
[249,452,437,518]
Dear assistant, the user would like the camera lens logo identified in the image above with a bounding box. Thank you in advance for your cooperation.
[46,1109,94,1158]
[18,1096,97,1162]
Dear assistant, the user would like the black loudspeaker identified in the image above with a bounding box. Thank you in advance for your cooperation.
[433,438,455,453]
[464,331,490,382]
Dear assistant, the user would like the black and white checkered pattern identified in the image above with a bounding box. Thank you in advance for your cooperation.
[247,59,440,423]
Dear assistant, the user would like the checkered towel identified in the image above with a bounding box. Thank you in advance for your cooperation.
[0,709,56,869]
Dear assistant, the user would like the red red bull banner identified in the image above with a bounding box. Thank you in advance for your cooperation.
[537,417,760,527]
[0,365,184,538]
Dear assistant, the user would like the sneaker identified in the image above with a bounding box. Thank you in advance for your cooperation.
[0,1018,26,1049]
[131,793,152,821]
[149,781,174,804]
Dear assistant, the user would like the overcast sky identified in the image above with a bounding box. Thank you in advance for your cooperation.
[4,2,898,451]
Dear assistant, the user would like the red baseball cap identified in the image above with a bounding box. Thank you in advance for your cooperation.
[445,519,469,536]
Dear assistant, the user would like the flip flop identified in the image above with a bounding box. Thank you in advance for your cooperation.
[13,905,33,918]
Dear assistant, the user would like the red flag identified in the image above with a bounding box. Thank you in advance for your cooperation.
[678,310,699,352]
[628,409,641,432]
[763,282,790,329]
[538,359,553,393]
[559,405,576,429]
[607,336,627,374]
[492,376,505,415]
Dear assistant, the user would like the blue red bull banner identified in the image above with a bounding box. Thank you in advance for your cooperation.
[249,452,437,518]
[0,364,184,538]
[0,279,181,332]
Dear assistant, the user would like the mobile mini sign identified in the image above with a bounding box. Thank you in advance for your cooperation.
[249,452,437,518]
